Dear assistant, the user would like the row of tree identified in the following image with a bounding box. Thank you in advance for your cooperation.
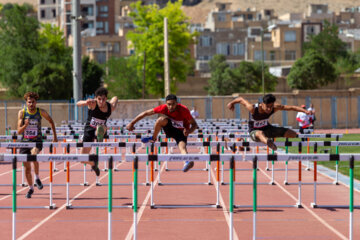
[1,2,360,100]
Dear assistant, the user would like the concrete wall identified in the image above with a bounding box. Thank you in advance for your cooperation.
[1,89,359,134]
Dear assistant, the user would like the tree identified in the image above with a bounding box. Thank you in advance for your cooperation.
[82,56,104,97]
[287,50,338,89]
[0,4,40,96]
[104,56,143,99]
[303,20,348,63]
[127,0,197,97]
[207,55,277,95]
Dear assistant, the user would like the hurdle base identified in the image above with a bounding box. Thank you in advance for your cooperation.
[283,181,289,185]
[296,203,303,208]
[53,168,59,172]
[269,182,276,185]
[146,182,150,186]
[332,181,339,185]
[81,182,89,186]
[310,203,317,208]
[21,183,28,187]
[66,204,72,209]
[151,204,220,209]
[102,168,108,172]
[48,204,57,210]
[265,168,270,171]
[234,204,299,208]
[96,182,102,186]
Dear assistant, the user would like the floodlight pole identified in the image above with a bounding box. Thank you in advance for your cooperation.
[164,17,170,97]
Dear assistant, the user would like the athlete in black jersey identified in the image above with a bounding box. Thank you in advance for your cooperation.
[227,94,309,151]
[76,87,118,176]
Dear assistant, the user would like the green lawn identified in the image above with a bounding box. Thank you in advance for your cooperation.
[277,134,360,181]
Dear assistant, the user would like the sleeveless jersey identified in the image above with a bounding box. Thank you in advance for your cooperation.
[85,102,112,129]
[21,107,42,141]
[248,103,274,132]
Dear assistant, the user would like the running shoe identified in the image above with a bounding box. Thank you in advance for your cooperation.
[182,161,194,172]
[35,178,43,190]
[91,165,100,176]
[25,188,34,199]
[96,125,106,142]
[267,139,277,151]
[141,136,154,143]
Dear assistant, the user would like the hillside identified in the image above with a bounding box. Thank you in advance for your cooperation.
[182,0,360,23]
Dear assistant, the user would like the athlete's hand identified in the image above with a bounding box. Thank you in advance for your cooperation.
[24,118,29,127]
[227,102,235,111]
[183,128,190,136]
[126,123,135,131]
[305,110,311,115]
[86,99,96,105]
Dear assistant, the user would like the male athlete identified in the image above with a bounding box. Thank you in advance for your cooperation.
[227,94,309,151]
[126,94,198,172]
[17,92,58,198]
[76,87,118,176]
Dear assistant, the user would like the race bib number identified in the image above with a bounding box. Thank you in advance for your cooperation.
[24,119,39,139]
[253,119,268,128]
[90,117,106,128]
[24,128,38,139]
[171,119,184,129]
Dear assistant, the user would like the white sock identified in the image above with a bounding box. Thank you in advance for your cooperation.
[35,175,40,180]
[29,186,34,190]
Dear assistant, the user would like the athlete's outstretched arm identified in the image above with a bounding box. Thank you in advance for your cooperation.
[17,109,28,135]
[76,99,96,110]
[41,109,58,142]
[227,97,254,113]
[109,96,118,111]
[274,104,310,114]
[184,118,198,136]
[126,109,155,131]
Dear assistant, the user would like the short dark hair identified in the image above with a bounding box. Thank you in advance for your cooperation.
[263,94,276,104]
[165,94,177,102]
[24,92,39,101]
[95,87,108,97]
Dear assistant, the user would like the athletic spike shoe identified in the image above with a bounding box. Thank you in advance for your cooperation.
[182,161,194,172]
[96,125,106,142]
[91,165,100,176]
[141,136,154,143]
[267,139,277,151]
[35,178,43,190]
[25,188,34,199]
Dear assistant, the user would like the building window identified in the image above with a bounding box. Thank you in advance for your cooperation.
[216,43,230,56]
[52,9,56,18]
[284,31,296,42]
[200,36,212,47]
[113,42,120,53]
[115,23,121,34]
[53,0,56,3]
[247,14,253,20]
[285,50,296,60]
[306,26,315,34]
[232,43,245,56]
[88,22,94,29]
[85,41,92,46]
[88,6,94,16]
[104,21,109,33]
[254,50,266,61]
[40,10,45,18]
[40,0,45,4]
[270,51,276,61]
[100,42,105,47]
[217,13,226,22]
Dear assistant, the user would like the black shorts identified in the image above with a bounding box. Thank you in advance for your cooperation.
[250,125,289,142]
[162,119,187,144]
[19,142,43,154]
[83,126,108,142]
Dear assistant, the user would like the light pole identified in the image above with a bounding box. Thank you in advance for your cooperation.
[261,28,265,96]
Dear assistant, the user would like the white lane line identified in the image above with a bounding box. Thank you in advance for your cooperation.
[259,167,348,240]
[124,163,166,240]
[0,162,80,201]
[211,167,240,240]
[0,169,12,177]
[17,162,123,240]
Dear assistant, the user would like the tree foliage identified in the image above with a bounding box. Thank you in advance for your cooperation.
[287,50,338,89]
[127,0,197,97]
[0,4,77,99]
[303,20,348,63]
[104,56,143,99]
[82,56,104,97]
[207,55,277,95]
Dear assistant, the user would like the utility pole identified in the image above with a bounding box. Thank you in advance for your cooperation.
[164,17,170,97]
[72,0,82,121]
[261,28,265,96]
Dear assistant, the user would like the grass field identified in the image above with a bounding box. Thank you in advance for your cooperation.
[277,134,360,181]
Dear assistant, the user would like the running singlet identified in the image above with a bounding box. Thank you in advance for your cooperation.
[85,102,112,129]
[21,107,42,141]
[248,103,274,132]
[153,104,192,130]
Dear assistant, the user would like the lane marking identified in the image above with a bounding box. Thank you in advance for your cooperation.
[258,167,348,240]
[124,163,166,240]
[17,162,123,240]
[210,167,240,240]
[0,162,80,201]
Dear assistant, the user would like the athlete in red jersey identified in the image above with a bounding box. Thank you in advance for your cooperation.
[126,94,198,172]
